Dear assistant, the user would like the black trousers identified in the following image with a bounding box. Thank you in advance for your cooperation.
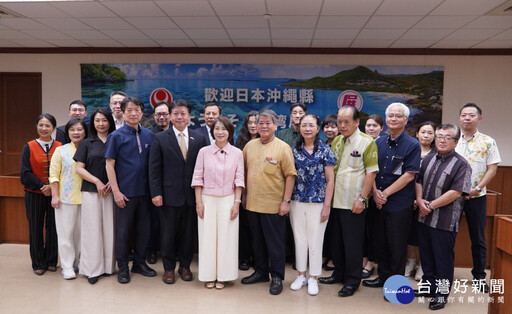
[463,196,487,279]
[418,223,457,297]
[247,211,286,280]
[159,204,196,271]
[363,197,378,261]
[375,206,412,281]
[331,208,366,286]
[238,206,252,261]
[147,204,160,253]
[322,208,335,260]
[115,196,151,269]
[24,191,58,270]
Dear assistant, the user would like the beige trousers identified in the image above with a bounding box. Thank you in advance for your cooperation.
[198,194,239,282]
[79,192,115,277]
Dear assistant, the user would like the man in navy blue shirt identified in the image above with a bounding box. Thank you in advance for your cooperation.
[362,102,421,290]
[105,96,156,284]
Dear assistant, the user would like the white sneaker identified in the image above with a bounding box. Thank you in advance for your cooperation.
[290,275,307,290]
[415,264,424,281]
[307,278,319,296]
[404,259,415,277]
[62,268,76,280]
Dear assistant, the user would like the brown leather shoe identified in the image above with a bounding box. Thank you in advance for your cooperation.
[34,269,46,276]
[47,266,57,272]
[178,267,193,281]
[163,270,175,284]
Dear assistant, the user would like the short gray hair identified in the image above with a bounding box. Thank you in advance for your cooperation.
[257,109,278,124]
[436,123,461,141]
[385,102,410,118]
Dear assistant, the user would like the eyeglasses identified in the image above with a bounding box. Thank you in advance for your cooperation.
[110,101,122,105]
[155,113,169,117]
[386,113,405,119]
[70,108,85,113]
[436,135,455,141]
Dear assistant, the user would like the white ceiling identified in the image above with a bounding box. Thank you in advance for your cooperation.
[0,0,511,49]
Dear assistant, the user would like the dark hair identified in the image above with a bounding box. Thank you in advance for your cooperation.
[121,96,144,112]
[210,116,235,143]
[436,123,461,141]
[416,121,437,148]
[89,108,115,137]
[169,99,192,114]
[321,114,338,130]
[68,100,86,110]
[154,101,170,112]
[296,114,320,151]
[460,103,482,116]
[236,111,259,149]
[204,103,222,115]
[65,118,88,143]
[110,91,127,99]
[37,113,57,129]
[366,114,384,128]
[338,106,359,120]
[290,103,307,114]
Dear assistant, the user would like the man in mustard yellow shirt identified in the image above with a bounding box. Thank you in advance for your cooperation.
[242,109,297,295]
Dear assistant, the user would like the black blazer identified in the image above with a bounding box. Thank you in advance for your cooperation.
[199,126,211,145]
[149,128,207,207]
[55,125,67,144]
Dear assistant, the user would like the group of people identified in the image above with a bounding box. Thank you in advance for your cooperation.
[20,91,501,311]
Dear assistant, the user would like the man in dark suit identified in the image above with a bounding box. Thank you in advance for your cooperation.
[199,102,221,145]
[55,100,87,143]
[149,99,207,284]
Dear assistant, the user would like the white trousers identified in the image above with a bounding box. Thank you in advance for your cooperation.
[289,201,327,276]
[198,194,239,282]
[79,192,115,277]
[55,203,81,272]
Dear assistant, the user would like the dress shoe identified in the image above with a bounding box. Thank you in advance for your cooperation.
[163,270,175,284]
[361,267,374,279]
[88,276,100,285]
[34,269,46,276]
[118,268,130,284]
[239,259,250,271]
[338,284,358,297]
[178,267,193,281]
[429,297,446,310]
[131,264,157,277]
[147,251,157,265]
[47,266,57,272]
[269,277,283,295]
[318,275,344,285]
[362,277,384,288]
[241,271,269,284]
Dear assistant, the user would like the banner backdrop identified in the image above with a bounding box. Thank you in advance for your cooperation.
[81,63,443,137]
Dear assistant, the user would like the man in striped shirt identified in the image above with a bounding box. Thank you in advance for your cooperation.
[318,106,378,297]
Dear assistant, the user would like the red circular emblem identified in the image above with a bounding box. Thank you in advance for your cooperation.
[149,88,173,107]
[337,90,363,111]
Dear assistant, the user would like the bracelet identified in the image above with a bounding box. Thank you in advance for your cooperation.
[283,199,291,204]
[234,199,242,203]
[358,194,367,201]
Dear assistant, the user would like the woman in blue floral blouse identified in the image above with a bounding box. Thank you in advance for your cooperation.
[289,114,335,296]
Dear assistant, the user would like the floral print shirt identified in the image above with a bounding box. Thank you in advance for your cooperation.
[291,142,336,203]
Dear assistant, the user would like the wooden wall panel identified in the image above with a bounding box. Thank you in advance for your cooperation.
[489,215,512,314]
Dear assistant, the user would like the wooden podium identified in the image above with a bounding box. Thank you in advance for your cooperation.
[488,215,512,314]
[0,175,28,243]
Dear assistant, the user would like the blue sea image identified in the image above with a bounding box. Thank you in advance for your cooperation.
[82,77,414,136]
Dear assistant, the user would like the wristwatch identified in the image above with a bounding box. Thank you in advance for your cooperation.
[283,199,291,204]
[475,186,482,193]
[357,197,366,204]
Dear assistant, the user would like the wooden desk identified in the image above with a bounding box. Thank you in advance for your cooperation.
[0,175,28,243]
[488,215,512,314]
